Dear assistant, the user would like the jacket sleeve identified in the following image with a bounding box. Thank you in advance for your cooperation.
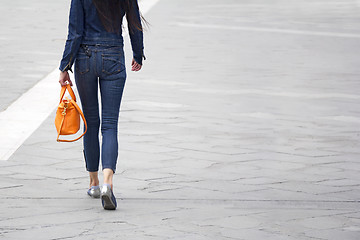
[59,0,84,72]
[128,0,145,65]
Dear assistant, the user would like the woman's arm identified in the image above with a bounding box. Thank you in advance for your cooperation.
[59,0,84,77]
[128,0,145,71]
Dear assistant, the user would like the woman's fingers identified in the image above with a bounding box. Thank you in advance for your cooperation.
[59,79,72,86]
[131,62,142,71]
[132,65,141,71]
[59,71,73,86]
[131,58,142,71]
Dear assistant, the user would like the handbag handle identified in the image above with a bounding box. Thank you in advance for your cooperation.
[59,84,76,103]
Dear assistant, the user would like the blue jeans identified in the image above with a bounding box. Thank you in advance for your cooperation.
[74,44,126,173]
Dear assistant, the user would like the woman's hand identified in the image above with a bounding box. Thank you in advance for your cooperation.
[59,71,73,86]
[131,58,142,71]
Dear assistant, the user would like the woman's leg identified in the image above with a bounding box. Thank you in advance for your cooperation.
[99,74,126,174]
[74,48,101,184]
[98,73,125,209]
[97,46,126,209]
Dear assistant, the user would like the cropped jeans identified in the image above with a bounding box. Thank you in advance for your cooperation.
[74,44,126,173]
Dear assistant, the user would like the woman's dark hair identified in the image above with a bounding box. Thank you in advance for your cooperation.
[93,0,147,34]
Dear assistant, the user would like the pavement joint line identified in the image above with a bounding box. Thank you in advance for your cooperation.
[176,22,360,39]
[0,0,160,161]
[0,185,24,190]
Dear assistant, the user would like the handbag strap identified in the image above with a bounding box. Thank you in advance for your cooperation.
[59,84,76,103]
[56,98,88,142]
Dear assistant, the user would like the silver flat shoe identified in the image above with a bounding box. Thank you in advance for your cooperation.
[101,184,117,210]
[87,186,100,198]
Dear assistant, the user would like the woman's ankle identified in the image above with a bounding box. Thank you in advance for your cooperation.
[90,180,99,187]
[103,168,114,189]
[89,171,99,187]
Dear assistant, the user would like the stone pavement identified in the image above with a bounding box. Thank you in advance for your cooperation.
[1,0,360,239]
[0,0,69,111]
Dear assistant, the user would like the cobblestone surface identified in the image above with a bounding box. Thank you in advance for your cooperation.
[0,0,360,239]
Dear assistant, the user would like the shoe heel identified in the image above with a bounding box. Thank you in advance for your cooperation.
[100,184,117,210]
[87,186,100,198]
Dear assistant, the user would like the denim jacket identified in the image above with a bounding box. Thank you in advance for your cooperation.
[59,0,144,72]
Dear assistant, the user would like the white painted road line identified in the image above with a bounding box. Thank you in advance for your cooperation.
[0,0,160,161]
[176,22,360,39]
[0,69,60,161]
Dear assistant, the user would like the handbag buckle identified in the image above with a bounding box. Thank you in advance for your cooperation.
[62,103,68,115]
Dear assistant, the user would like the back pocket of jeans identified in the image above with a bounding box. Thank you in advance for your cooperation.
[75,56,89,74]
[102,54,125,75]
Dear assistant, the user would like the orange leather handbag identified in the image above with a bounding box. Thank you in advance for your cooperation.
[55,84,87,142]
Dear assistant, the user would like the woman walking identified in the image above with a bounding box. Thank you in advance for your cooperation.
[58,0,145,210]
